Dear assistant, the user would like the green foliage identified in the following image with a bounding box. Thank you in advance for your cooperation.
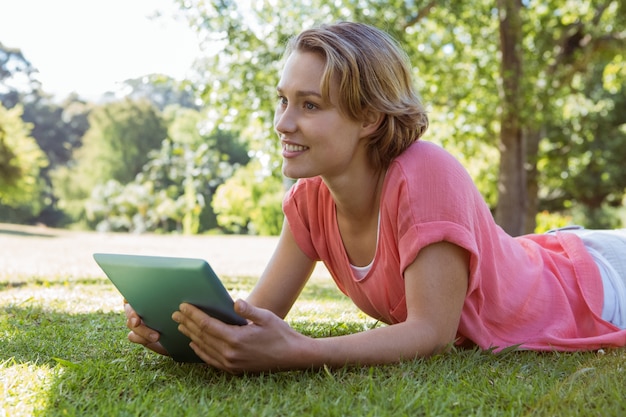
[0,122,20,185]
[212,160,284,235]
[20,94,91,169]
[603,54,626,94]
[85,180,168,233]
[0,104,48,217]
[2,42,93,226]
[52,99,167,225]
[537,58,626,227]
[571,204,626,230]
[175,0,507,222]
[163,105,205,145]
[80,99,167,186]
[18,95,91,226]
[178,0,352,177]
[534,210,574,234]
[86,123,250,234]
[518,0,626,229]
[3,0,625,231]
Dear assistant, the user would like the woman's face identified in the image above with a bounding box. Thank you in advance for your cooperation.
[274,51,370,182]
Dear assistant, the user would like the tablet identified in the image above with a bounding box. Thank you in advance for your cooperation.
[93,253,247,363]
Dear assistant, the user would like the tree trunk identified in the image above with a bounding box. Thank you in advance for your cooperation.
[495,0,525,236]
[524,128,542,234]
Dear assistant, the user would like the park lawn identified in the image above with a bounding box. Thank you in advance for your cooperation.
[1,273,626,416]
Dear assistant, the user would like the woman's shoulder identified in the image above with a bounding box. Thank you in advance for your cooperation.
[382,140,485,223]
[388,140,471,184]
[394,140,461,167]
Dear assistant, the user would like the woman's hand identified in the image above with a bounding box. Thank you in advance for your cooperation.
[172,300,309,374]
[124,302,169,356]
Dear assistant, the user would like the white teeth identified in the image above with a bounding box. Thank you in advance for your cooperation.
[285,143,308,152]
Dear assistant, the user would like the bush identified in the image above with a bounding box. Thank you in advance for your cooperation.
[534,210,574,233]
[213,162,285,235]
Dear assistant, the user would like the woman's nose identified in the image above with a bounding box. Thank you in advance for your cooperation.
[274,107,296,134]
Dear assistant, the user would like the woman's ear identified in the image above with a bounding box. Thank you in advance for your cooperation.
[361,109,384,137]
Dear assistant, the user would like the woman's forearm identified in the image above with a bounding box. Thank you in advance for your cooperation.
[295,319,446,369]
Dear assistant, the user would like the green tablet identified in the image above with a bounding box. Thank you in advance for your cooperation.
[93,253,247,363]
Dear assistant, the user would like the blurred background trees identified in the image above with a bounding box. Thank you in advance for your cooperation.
[0,104,48,220]
[1,0,624,235]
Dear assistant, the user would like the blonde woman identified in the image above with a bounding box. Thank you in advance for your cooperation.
[126,22,626,373]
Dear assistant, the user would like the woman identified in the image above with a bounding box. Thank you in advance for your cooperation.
[126,21,626,374]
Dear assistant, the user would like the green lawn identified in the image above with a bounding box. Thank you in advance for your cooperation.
[2,268,626,415]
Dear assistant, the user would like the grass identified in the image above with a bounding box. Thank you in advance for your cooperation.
[2,258,626,415]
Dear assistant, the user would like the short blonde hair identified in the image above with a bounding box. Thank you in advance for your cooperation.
[285,22,429,170]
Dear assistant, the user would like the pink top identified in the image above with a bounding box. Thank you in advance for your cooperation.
[283,141,626,351]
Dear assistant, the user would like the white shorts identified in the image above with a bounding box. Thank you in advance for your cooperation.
[550,227,626,329]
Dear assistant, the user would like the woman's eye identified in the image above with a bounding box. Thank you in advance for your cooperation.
[277,96,287,106]
[304,102,317,110]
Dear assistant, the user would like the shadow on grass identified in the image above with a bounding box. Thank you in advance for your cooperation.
[2,304,217,415]
[1,304,371,416]
[0,226,57,238]
[2,305,129,365]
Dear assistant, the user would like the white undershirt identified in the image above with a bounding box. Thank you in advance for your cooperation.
[350,259,374,280]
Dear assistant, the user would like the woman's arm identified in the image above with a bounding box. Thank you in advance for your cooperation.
[173,240,469,373]
[246,219,317,318]
[304,241,469,366]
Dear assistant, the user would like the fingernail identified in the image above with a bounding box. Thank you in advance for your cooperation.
[149,332,158,342]
[130,318,139,327]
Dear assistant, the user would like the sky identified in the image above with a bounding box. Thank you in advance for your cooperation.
[0,0,201,100]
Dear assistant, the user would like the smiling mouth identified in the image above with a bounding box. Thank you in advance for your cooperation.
[284,143,309,152]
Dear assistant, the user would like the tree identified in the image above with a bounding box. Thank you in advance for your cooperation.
[0,42,41,108]
[85,113,250,234]
[73,99,166,186]
[141,108,250,233]
[176,0,626,235]
[519,1,626,232]
[389,0,625,234]
[20,94,91,169]
[494,0,524,234]
[52,99,167,223]
[212,160,284,235]
[2,42,95,225]
[538,57,626,228]
[0,104,48,219]
[18,94,92,225]
[0,124,20,186]
[175,0,504,232]
[102,74,200,111]
[0,42,42,181]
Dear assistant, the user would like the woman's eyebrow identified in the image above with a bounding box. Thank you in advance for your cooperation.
[276,86,322,98]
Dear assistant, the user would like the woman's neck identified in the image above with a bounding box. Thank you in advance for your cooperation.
[326,167,386,267]
[326,167,386,221]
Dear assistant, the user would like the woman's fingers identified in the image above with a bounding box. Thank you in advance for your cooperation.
[124,301,169,356]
